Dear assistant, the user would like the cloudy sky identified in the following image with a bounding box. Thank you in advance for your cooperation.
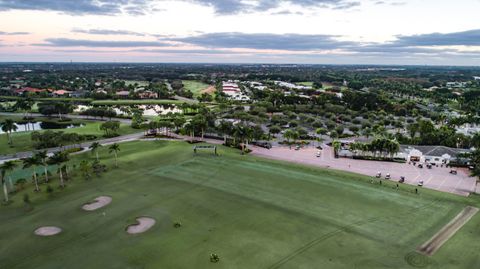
[1,0,480,65]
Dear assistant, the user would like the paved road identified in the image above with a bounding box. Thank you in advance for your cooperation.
[0,132,144,162]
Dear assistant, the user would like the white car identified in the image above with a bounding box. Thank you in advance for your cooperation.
[418,180,424,187]
[316,151,321,157]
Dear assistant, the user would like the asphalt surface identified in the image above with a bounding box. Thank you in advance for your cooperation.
[252,145,478,197]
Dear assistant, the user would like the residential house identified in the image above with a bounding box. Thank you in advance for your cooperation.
[52,90,71,97]
[138,90,158,99]
[115,90,130,98]
[14,87,45,96]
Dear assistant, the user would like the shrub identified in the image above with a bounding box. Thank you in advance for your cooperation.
[46,185,54,194]
[23,194,30,204]
[210,254,220,263]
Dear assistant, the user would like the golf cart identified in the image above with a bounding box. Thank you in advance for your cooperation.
[385,173,391,180]
[418,180,424,187]
[417,164,423,169]
[295,145,300,151]
[399,176,405,183]
[449,169,457,175]
[316,151,321,157]
[426,163,432,169]
[376,172,382,178]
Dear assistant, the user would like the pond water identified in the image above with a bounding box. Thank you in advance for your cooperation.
[75,104,181,116]
[0,121,84,134]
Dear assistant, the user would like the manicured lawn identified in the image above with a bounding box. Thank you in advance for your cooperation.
[91,99,184,105]
[182,80,210,97]
[298,81,314,87]
[124,80,149,87]
[0,116,139,155]
[1,141,479,268]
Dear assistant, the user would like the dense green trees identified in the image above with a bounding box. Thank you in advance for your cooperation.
[100,121,120,137]
[38,102,73,119]
[349,138,400,159]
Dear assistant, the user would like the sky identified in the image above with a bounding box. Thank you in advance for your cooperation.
[0,0,480,65]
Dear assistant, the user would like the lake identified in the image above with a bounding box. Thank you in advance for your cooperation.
[0,121,85,134]
[75,104,182,116]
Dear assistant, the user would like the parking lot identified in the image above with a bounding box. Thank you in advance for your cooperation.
[252,145,477,196]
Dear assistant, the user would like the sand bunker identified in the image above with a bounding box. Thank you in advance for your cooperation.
[34,226,62,236]
[200,85,216,94]
[82,196,112,211]
[126,217,156,234]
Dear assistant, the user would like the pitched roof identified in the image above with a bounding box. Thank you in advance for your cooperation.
[400,145,471,157]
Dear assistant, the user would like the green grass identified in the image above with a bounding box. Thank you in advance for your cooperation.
[298,81,314,87]
[91,99,184,106]
[1,140,479,269]
[182,80,210,97]
[0,116,139,155]
[124,80,149,87]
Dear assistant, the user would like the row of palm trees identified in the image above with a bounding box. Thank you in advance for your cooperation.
[1,142,122,203]
[348,137,400,159]
[216,120,264,154]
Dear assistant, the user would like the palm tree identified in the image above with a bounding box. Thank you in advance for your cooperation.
[35,151,49,183]
[1,161,17,202]
[48,151,69,188]
[22,155,41,192]
[332,140,341,158]
[109,143,121,168]
[89,142,102,161]
[283,129,294,143]
[233,124,249,154]
[1,119,18,145]
[218,120,233,144]
[79,160,92,180]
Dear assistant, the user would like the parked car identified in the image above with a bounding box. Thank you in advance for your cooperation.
[418,180,424,187]
[316,151,321,157]
[385,173,391,180]
[376,172,382,178]
[399,176,405,183]
[417,164,423,169]
[295,145,300,151]
[450,169,457,175]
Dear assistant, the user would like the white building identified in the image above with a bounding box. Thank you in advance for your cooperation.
[222,81,250,102]
[446,82,467,88]
[399,145,471,165]
[456,123,480,137]
[274,81,312,90]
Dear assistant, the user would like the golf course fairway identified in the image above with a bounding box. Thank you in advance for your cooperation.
[0,141,479,269]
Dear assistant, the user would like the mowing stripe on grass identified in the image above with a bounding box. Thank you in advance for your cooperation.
[417,206,479,256]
